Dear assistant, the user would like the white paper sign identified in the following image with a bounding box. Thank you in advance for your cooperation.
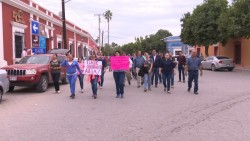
[83,60,102,75]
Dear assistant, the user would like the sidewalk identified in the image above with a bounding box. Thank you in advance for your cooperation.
[234,65,250,71]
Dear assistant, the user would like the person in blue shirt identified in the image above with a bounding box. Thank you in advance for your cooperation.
[185,51,203,95]
[61,54,82,99]
[159,53,176,94]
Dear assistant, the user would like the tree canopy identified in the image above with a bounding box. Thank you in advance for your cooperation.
[102,29,172,56]
[181,0,250,56]
[180,0,228,56]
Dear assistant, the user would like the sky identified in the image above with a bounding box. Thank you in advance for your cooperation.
[32,0,208,45]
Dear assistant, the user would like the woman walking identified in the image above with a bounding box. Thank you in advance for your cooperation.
[88,54,100,99]
[159,53,176,94]
[113,51,126,98]
[50,54,61,93]
[78,58,85,93]
[61,54,82,99]
[142,52,153,92]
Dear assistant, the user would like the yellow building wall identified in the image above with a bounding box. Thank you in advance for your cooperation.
[218,39,235,59]
[196,38,250,68]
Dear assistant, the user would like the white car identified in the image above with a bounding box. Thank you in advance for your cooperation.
[0,69,10,102]
[201,56,235,71]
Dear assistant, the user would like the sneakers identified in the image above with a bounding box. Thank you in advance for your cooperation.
[80,89,84,93]
[116,95,120,98]
[167,91,171,94]
[56,91,60,94]
[188,88,191,92]
[171,85,174,88]
[164,88,166,91]
[194,92,199,95]
[128,81,131,85]
[144,89,147,92]
[70,94,75,99]
[120,95,124,98]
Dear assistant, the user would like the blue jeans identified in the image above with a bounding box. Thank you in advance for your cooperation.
[188,70,199,92]
[178,65,185,81]
[159,74,162,83]
[151,68,159,85]
[91,75,99,95]
[144,73,151,89]
[162,72,172,91]
[67,74,78,95]
[171,70,174,86]
[98,71,105,87]
[113,72,125,96]
[78,75,84,89]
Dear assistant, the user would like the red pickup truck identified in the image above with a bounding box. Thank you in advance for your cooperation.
[2,49,69,92]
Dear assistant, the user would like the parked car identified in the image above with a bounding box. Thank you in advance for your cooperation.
[0,69,9,102]
[201,56,235,71]
[2,49,69,93]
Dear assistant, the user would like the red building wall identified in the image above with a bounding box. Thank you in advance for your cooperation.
[2,3,31,65]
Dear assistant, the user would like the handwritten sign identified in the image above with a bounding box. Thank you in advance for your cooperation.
[110,56,129,71]
[83,60,102,75]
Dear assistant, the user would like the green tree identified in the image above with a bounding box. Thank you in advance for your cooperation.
[180,0,228,56]
[103,10,113,55]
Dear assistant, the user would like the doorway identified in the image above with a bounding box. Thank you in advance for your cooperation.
[234,44,241,64]
[214,47,218,56]
[15,35,23,58]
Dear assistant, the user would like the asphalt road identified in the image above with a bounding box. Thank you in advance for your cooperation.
[1,69,250,141]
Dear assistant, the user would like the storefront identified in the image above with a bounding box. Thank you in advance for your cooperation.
[0,0,98,65]
[163,36,194,56]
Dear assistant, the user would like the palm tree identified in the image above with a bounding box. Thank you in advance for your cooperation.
[104,10,112,55]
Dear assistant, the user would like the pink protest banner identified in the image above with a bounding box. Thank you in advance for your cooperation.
[110,56,129,71]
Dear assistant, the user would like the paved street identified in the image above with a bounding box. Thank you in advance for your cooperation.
[1,70,250,141]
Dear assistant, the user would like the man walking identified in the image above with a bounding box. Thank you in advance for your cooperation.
[133,50,145,88]
[150,50,161,87]
[177,51,186,83]
[185,51,203,95]
[169,52,176,88]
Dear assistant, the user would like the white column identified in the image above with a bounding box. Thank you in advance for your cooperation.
[0,2,4,60]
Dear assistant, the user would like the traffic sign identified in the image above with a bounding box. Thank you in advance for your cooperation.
[31,21,39,35]
[39,36,46,49]
[32,48,46,54]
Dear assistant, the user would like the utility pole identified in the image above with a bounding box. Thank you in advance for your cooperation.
[101,31,104,49]
[94,14,102,50]
[62,0,67,49]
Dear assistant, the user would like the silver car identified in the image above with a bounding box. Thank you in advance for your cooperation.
[0,69,10,102]
[201,56,235,71]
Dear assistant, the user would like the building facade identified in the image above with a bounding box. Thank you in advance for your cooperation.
[0,0,98,65]
[197,38,250,69]
[163,36,194,56]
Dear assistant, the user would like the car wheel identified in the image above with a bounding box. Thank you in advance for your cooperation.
[61,77,68,84]
[228,68,233,71]
[8,86,15,92]
[36,75,48,92]
[211,64,216,71]
[0,89,3,103]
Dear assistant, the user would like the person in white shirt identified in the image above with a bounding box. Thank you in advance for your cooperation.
[21,48,31,58]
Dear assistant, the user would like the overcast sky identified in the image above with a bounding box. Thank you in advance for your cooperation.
[32,0,212,45]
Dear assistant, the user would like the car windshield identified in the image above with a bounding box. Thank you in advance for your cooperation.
[18,56,50,64]
[216,56,229,59]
